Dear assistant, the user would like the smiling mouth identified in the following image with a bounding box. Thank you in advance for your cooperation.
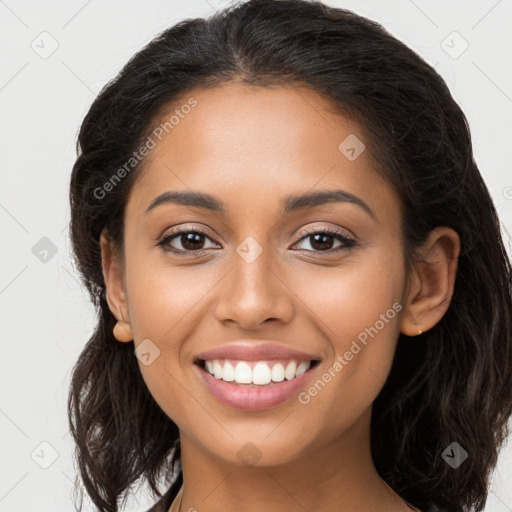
[194,358,320,387]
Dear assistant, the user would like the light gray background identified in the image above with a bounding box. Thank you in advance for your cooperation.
[1,0,511,510]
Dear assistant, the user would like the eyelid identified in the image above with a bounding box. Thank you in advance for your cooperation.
[294,225,355,243]
[159,223,217,241]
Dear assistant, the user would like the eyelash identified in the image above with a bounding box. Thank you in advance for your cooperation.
[295,226,356,253]
[157,226,356,256]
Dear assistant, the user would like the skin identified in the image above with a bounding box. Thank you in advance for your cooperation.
[100,81,460,512]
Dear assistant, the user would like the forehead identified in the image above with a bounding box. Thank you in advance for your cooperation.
[126,82,397,221]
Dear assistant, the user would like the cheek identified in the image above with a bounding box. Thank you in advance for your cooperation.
[291,253,405,412]
[125,251,217,342]
[294,251,404,342]
[122,252,222,424]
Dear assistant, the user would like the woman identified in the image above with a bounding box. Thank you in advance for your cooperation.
[67,1,512,511]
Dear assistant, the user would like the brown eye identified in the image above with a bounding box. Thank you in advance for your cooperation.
[178,232,207,250]
[293,228,356,253]
[157,229,219,254]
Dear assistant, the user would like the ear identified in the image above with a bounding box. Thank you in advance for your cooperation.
[400,226,460,336]
[100,228,133,343]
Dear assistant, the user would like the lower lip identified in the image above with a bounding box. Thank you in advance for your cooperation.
[194,362,318,411]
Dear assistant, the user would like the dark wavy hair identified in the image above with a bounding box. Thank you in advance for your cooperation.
[67,1,512,511]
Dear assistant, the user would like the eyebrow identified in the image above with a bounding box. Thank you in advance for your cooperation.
[145,189,376,220]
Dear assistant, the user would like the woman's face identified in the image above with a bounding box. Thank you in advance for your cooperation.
[107,82,411,467]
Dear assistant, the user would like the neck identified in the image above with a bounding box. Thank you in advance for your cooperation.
[172,408,412,512]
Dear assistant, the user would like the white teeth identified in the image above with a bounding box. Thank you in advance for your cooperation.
[271,363,285,382]
[253,362,272,385]
[213,360,223,379]
[222,361,235,382]
[296,361,310,377]
[234,361,252,383]
[284,361,297,380]
[203,359,312,385]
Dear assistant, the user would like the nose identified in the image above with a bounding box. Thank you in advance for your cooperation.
[213,239,294,329]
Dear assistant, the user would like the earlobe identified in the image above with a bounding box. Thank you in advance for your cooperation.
[112,317,134,343]
[400,227,460,337]
[99,228,133,343]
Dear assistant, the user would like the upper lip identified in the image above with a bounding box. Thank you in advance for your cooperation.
[194,341,322,362]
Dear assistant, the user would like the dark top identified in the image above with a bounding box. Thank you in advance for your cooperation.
[144,470,456,512]
[145,471,183,512]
